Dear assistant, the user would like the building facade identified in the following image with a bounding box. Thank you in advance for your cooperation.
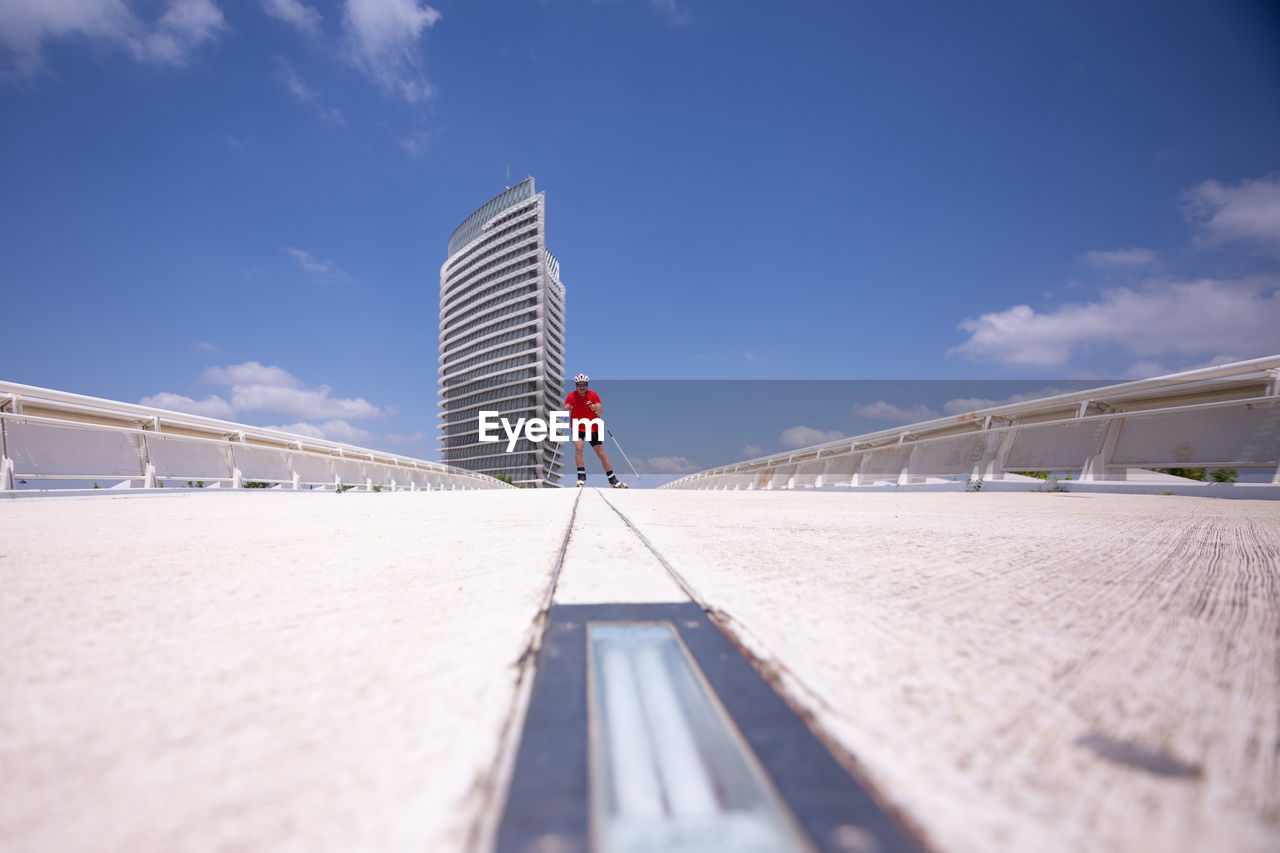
[438,178,566,487]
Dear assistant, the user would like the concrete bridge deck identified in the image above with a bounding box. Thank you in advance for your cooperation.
[1,489,1277,852]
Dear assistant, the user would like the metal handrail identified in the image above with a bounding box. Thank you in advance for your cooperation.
[0,380,509,492]
[662,355,1280,490]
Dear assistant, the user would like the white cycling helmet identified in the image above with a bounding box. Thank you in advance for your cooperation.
[573,373,589,383]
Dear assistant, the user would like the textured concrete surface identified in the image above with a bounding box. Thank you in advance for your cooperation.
[552,488,685,604]
[2,488,1278,853]
[603,489,1280,853]
[0,490,576,853]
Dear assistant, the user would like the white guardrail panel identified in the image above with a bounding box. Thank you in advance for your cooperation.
[661,355,1280,490]
[0,380,512,492]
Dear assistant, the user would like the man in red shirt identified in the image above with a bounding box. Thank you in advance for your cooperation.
[564,373,626,488]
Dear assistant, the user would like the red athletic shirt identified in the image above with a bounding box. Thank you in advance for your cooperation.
[564,390,602,426]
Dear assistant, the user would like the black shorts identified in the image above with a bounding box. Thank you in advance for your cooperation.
[574,425,602,447]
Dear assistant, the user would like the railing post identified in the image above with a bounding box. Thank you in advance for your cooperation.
[1080,417,1124,482]
[225,435,241,488]
[0,418,12,490]
[135,428,154,488]
[899,441,923,485]
[989,432,1016,480]
[853,451,869,486]
[974,418,1016,482]
[1266,372,1280,485]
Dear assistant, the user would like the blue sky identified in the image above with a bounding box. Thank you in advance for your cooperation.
[2,0,1279,470]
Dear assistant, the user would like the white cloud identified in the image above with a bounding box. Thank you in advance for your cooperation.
[144,361,392,443]
[200,361,390,419]
[260,0,321,37]
[193,341,218,352]
[779,425,844,449]
[202,361,301,388]
[228,384,387,420]
[398,130,431,155]
[741,444,764,457]
[275,58,347,124]
[316,105,346,124]
[315,419,374,443]
[0,0,222,75]
[342,0,439,103]
[650,0,691,25]
[132,0,223,65]
[138,392,235,419]
[1,0,133,75]
[949,278,1280,368]
[1121,354,1238,380]
[941,386,1083,415]
[263,421,326,438]
[225,134,248,151]
[1122,360,1168,380]
[276,56,317,101]
[643,456,700,474]
[263,420,373,444]
[285,246,352,279]
[1081,248,1159,268]
[1186,174,1280,250]
[850,401,938,422]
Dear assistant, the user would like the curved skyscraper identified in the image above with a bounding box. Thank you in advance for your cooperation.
[439,178,566,487]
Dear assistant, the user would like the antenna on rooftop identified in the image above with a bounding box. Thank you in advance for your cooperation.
[505,163,510,189]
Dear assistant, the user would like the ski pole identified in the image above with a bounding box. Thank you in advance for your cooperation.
[606,428,642,480]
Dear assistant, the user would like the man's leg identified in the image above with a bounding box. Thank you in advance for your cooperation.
[593,442,624,487]
[573,439,586,486]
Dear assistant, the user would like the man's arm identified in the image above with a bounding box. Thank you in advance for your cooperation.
[590,392,602,417]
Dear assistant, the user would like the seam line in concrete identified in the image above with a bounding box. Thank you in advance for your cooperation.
[540,486,585,612]
[595,488,708,608]
[464,487,584,853]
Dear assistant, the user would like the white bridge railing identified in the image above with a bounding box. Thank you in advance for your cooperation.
[0,381,510,493]
[662,356,1280,491]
